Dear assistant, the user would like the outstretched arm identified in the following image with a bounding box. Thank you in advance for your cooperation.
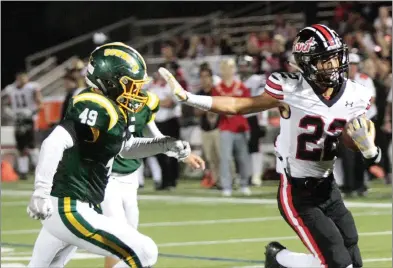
[158,67,281,115]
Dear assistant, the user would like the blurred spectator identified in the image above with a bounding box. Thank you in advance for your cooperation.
[67,58,86,88]
[159,41,192,124]
[261,34,289,74]
[213,59,251,196]
[219,34,234,55]
[148,72,181,190]
[238,55,267,186]
[204,35,220,56]
[2,72,42,180]
[199,62,221,86]
[187,35,204,58]
[374,6,392,35]
[258,31,272,51]
[159,41,188,90]
[172,36,188,59]
[196,67,220,188]
[61,72,84,120]
[273,14,291,40]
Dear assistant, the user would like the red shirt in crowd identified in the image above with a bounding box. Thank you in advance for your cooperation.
[212,80,250,133]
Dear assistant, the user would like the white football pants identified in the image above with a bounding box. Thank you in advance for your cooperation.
[101,169,140,229]
[27,195,157,268]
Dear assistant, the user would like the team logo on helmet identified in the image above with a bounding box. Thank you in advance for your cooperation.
[293,37,315,53]
[104,48,140,74]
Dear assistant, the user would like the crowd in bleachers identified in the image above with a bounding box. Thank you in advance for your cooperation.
[2,4,392,197]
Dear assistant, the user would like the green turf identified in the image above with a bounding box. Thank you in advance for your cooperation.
[1,178,392,267]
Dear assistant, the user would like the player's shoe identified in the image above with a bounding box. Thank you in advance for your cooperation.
[264,241,287,268]
[240,187,252,196]
[222,189,232,197]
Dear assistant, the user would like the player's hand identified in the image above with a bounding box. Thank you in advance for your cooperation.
[346,115,377,158]
[182,153,205,170]
[165,139,191,160]
[158,67,188,102]
[27,190,53,220]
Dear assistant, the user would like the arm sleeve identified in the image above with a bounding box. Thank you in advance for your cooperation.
[264,73,284,100]
[120,136,174,159]
[34,126,74,194]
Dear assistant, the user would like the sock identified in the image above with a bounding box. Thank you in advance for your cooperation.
[29,148,40,167]
[276,249,322,268]
[17,155,29,174]
[113,261,128,268]
[146,157,162,183]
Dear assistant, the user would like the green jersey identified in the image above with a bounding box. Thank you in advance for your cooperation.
[51,89,130,205]
[112,91,160,175]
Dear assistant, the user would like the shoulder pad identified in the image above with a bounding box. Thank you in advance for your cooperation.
[264,72,301,100]
[347,80,372,112]
[146,91,160,113]
[66,92,120,131]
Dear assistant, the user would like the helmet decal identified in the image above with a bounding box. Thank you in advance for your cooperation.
[293,36,315,53]
[104,48,140,74]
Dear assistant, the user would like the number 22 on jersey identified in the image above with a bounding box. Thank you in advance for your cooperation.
[296,116,346,161]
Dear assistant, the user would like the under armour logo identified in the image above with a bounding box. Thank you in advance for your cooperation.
[345,101,353,107]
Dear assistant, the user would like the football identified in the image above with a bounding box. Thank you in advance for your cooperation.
[340,122,360,152]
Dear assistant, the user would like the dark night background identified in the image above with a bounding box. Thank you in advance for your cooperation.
[2,2,385,88]
[2,1,269,88]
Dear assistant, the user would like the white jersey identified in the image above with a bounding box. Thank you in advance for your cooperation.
[265,72,371,178]
[244,74,268,125]
[354,73,376,119]
[3,82,40,115]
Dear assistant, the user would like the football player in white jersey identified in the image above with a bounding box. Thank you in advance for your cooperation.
[159,24,383,268]
[2,72,42,180]
[238,55,268,186]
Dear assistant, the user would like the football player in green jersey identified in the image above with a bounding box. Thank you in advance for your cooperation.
[27,42,193,268]
[102,89,205,268]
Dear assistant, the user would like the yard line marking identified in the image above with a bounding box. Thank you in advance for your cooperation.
[138,195,392,208]
[157,231,392,247]
[363,257,392,263]
[2,211,391,235]
[2,191,391,208]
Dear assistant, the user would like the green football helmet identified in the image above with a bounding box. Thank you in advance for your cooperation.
[86,42,150,113]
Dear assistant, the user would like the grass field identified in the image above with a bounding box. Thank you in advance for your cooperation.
[1,178,392,268]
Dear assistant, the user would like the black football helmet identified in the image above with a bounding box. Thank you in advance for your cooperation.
[292,24,348,94]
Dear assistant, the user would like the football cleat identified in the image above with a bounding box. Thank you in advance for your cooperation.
[264,241,287,268]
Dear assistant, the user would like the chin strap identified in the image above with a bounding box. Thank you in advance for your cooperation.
[287,61,304,73]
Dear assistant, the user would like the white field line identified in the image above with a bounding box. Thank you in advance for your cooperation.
[2,211,391,235]
[232,257,393,268]
[2,191,392,208]
[157,231,392,247]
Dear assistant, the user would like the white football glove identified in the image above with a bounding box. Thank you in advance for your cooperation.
[346,116,377,158]
[165,140,191,161]
[27,190,53,220]
[158,67,188,102]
